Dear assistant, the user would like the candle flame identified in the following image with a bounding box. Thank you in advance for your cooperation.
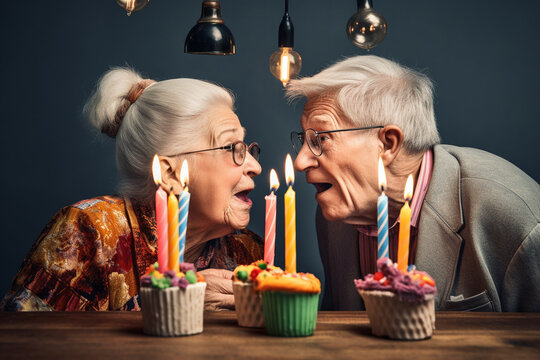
[285,154,295,186]
[180,160,189,188]
[152,155,162,185]
[404,174,414,201]
[270,169,280,192]
[378,157,387,191]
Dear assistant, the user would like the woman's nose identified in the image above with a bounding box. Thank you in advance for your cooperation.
[294,144,318,172]
[245,152,262,177]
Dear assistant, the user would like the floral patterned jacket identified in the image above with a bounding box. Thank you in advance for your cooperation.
[1,196,263,311]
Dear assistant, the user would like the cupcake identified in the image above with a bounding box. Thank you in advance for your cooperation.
[254,271,321,337]
[140,262,206,336]
[233,260,282,328]
[355,258,437,340]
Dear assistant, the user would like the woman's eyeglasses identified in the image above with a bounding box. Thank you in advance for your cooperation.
[290,126,383,157]
[167,141,260,166]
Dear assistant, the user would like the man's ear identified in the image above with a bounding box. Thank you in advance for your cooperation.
[378,125,404,165]
[159,156,182,194]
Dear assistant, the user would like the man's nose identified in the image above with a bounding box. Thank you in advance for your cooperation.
[294,144,318,172]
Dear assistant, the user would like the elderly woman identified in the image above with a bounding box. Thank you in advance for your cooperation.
[287,55,540,312]
[1,68,262,311]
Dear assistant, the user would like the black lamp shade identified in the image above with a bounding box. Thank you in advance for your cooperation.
[184,1,235,55]
[185,23,235,55]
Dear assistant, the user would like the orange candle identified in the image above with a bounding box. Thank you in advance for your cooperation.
[167,187,180,273]
[397,175,414,273]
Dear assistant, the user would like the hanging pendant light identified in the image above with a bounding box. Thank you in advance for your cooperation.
[269,0,302,86]
[115,0,150,16]
[185,1,236,55]
[346,0,387,50]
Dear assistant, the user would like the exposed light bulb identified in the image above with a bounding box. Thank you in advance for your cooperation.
[115,0,150,16]
[270,0,302,86]
[270,47,302,86]
[346,0,387,50]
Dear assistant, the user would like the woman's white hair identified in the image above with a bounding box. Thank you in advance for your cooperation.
[84,67,234,202]
[286,55,440,154]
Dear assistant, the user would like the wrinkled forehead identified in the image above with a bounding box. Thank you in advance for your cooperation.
[207,105,245,144]
[212,118,245,143]
[300,96,351,129]
[216,125,245,140]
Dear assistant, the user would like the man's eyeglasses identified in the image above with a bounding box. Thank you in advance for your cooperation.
[167,141,260,166]
[290,126,384,157]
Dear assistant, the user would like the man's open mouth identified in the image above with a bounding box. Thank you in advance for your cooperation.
[314,183,332,194]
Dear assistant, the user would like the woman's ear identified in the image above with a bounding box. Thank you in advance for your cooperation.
[378,125,404,165]
[159,156,182,194]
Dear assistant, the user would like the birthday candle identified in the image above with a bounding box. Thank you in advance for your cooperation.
[397,175,414,273]
[167,189,180,273]
[377,157,389,260]
[284,154,296,273]
[152,155,168,272]
[178,160,190,264]
[264,169,279,265]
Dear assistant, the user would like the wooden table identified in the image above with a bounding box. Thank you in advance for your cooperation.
[1,311,539,359]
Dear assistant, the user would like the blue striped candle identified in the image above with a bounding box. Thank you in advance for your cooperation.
[377,192,389,259]
[178,160,190,264]
[178,189,190,264]
[377,157,389,259]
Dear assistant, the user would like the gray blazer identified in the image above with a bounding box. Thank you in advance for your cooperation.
[317,145,540,311]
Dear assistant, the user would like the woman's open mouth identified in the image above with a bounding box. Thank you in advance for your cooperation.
[314,183,332,194]
[234,190,253,205]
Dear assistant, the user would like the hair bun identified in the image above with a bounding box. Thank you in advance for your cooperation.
[84,67,148,138]
[104,78,156,138]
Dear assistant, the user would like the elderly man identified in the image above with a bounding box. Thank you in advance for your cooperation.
[286,55,540,312]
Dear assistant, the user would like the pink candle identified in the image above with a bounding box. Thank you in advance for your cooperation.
[264,169,280,265]
[152,155,168,272]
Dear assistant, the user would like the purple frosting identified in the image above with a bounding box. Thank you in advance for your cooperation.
[355,258,437,303]
[180,263,196,273]
[141,262,199,289]
[172,277,190,289]
[141,275,152,286]
[164,270,177,278]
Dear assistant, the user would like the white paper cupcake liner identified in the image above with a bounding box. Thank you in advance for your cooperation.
[358,289,435,340]
[141,282,206,336]
[233,282,264,328]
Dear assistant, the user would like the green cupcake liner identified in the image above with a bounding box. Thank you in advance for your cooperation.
[262,291,319,337]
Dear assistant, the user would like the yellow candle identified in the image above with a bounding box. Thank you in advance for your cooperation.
[284,154,296,273]
[167,189,180,272]
[397,175,414,273]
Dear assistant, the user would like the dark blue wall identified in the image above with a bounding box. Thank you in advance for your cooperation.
[1,0,539,299]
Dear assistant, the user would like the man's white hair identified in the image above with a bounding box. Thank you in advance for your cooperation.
[286,55,440,154]
[84,67,234,202]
